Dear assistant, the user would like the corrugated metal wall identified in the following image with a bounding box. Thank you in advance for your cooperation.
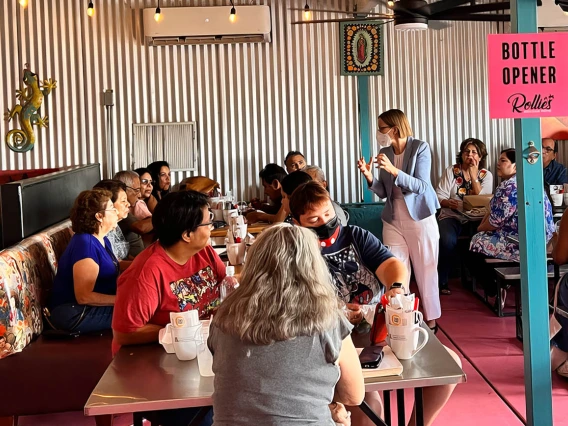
[368,6,514,189]
[1,0,513,202]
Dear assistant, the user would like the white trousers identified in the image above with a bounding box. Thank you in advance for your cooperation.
[382,214,441,321]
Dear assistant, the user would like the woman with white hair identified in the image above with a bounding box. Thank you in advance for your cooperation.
[303,165,348,226]
[209,223,364,425]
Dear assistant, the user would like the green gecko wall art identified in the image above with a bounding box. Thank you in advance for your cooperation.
[4,64,57,153]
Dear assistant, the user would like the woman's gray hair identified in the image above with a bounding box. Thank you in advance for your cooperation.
[213,223,341,345]
[113,170,139,188]
[303,165,326,183]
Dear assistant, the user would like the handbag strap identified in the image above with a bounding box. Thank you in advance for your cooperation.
[43,305,88,332]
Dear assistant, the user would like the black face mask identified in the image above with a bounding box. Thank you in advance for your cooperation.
[310,215,340,240]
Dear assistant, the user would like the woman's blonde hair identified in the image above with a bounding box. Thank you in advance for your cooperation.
[213,223,341,345]
[379,109,413,139]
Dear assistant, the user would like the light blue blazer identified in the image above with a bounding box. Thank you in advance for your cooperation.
[369,137,440,223]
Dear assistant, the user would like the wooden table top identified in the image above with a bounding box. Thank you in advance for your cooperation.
[210,222,272,238]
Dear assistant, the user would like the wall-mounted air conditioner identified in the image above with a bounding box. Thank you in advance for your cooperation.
[538,0,568,31]
[143,5,271,46]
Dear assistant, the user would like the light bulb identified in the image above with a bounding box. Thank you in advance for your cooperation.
[154,6,161,22]
[87,1,94,17]
[229,7,237,23]
[387,0,395,7]
[304,4,311,20]
[19,0,28,7]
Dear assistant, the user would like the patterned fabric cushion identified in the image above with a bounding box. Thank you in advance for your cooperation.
[0,220,72,359]
[36,221,73,305]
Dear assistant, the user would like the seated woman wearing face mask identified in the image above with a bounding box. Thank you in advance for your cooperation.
[289,182,462,426]
[357,109,441,332]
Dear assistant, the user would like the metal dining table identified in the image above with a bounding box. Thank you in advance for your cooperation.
[85,325,465,426]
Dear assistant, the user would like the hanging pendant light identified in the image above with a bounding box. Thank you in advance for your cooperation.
[304,1,312,20]
[87,1,94,17]
[19,0,28,8]
[154,0,162,22]
[229,0,237,23]
[387,0,395,7]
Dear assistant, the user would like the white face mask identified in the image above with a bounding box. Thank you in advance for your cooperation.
[376,128,393,148]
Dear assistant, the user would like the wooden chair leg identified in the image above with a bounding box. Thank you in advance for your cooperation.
[0,416,17,426]
[95,415,113,426]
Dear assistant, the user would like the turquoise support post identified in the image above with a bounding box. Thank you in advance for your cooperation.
[510,0,554,424]
[358,76,373,203]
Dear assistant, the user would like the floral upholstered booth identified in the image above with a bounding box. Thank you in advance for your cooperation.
[0,221,72,358]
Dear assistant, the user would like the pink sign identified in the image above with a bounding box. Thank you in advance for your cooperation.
[488,33,568,119]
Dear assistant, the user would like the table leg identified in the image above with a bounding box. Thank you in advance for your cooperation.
[396,389,405,426]
[132,412,144,426]
[188,407,212,426]
[94,415,113,426]
[383,390,391,426]
[414,388,424,426]
[359,400,389,426]
[516,281,523,342]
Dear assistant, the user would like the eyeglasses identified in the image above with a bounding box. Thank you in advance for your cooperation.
[196,212,215,228]
[542,147,555,153]
[126,186,141,193]
[140,179,153,185]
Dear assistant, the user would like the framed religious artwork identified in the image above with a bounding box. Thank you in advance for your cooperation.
[339,21,384,76]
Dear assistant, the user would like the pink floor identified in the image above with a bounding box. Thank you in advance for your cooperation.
[436,282,568,426]
[17,279,568,426]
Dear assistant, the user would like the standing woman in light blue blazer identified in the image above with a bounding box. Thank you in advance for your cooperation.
[358,109,441,330]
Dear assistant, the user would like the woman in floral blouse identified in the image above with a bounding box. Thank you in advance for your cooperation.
[469,148,554,305]
[436,138,493,295]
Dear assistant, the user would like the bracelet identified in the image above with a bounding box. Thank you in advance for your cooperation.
[389,282,403,290]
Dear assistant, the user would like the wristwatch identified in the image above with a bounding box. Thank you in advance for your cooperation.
[389,282,403,290]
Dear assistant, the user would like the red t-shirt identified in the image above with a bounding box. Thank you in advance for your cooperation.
[111,242,226,354]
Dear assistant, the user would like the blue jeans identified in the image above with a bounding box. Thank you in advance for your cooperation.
[553,274,568,352]
[49,303,113,334]
[437,218,462,288]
